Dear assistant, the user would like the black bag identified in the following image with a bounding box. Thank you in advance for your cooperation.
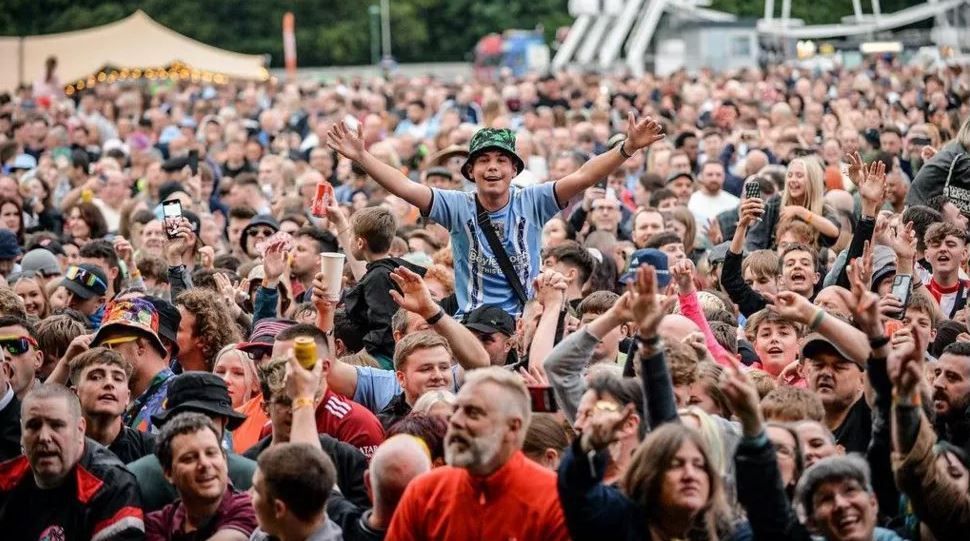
[475,196,529,306]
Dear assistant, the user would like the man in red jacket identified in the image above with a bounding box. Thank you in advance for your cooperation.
[387,366,569,541]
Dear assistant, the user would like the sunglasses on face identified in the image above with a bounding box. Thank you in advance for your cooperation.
[0,335,37,356]
[250,228,275,238]
[66,265,107,289]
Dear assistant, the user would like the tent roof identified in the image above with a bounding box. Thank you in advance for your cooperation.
[0,10,267,92]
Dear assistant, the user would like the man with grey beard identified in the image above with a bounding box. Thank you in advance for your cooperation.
[386,367,569,541]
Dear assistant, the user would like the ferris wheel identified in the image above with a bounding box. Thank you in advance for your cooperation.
[552,0,970,74]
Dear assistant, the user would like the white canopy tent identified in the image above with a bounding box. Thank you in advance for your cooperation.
[0,10,267,93]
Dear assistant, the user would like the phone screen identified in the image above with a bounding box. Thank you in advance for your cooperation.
[162,199,183,239]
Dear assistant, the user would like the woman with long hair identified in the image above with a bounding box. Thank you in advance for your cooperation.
[214,344,266,454]
[11,274,50,321]
[64,201,108,244]
[746,156,839,250]
[559,422,746,540]
[663,206,699,261]
[0,197,24,246]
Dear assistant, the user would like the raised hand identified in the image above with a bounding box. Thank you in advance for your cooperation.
[533,269,568,309]
[706,218,723,245]
[198,246,215,271]
[262,240,286,285]
[737,197,764,228]
[858,159,887,210]
[113,236,135,269]
[670,258,696,294]
[832,257,883,336]
[846,151,865,186]
[628,265,677,338]
[889,325,924,400]
[580,402,636,452]
[284,348,323,402]
[764,291,815,325]
[719,359,764,437]
[389,266,439,320]
[624,113,665,150]
[164,218,195,265]
[892,221,917,263]
[327,119,366,162]
[310,272,338,315]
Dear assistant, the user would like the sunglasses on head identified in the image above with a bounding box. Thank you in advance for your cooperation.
[0,335,37,356]
[66,265,107,289]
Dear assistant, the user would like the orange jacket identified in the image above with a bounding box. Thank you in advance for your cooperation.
[387,451,569,541]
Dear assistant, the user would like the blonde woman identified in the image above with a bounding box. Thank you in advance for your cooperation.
[746,156,839,250]
[212,344,266,453]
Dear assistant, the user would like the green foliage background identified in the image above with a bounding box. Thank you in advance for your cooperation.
[0,0,925,66]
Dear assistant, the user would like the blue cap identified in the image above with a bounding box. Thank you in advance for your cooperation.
[620,248,671,287]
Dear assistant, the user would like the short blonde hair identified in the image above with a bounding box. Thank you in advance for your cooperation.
[393,331,453,371]
[412,390,457,414]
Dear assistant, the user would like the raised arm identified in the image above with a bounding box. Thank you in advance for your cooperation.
[324,202,367,281]
[528,270,568,375]
[722,197,768,317]
[328,121,433,214]
[312,273,359,399]
[765,287,871,365]
[626,266,680,428]
[388,266,490,371]
[722,360,811,541]
[554,114,664,204]
[670,259,734,368]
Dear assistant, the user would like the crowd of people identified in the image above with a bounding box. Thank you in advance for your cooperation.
[0,52,968,540]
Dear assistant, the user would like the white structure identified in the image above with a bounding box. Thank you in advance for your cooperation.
[553,0,970,75]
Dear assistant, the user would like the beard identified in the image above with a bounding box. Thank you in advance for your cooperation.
[445,429,503,471]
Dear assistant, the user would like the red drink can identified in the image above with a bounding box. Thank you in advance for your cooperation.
[311,181,334,217]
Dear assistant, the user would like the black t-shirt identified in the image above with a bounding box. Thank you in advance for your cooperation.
[108,425,156,464]
[832,397,872,455]
[327,495,385,541]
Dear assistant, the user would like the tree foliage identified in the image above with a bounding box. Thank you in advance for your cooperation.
[0,0,929,66]
[0,0,569,66]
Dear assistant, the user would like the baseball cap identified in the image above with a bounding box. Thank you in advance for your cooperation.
[801,333,857,366]
[620,248,671,287]
[59,264,108,300]
[665,171,694,185]
[237,318,297,353]
[20,248,61,277]
[151,372,247,430]
[462,305,515,336]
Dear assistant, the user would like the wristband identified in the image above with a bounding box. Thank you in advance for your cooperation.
[892,388,921,408]
[292,396,315,411]
[808,309,825,331]
[425,309,445,325]
[868,335,890,349]
[805,212,814,225]
[618,141,633,160]
[637,334,660,347]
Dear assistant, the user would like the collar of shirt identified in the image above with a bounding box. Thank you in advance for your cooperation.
[0,385,13,413]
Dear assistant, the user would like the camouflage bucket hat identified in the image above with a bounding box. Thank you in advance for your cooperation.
[461,128,525,181]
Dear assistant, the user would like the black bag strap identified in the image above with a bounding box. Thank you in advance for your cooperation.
[475,195,529,306]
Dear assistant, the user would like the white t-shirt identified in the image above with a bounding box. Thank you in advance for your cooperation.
[688,190,740,231]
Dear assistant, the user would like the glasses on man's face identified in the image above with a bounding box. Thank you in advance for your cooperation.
[101,336,138,350]
[0,335,37,356]
[250,227,275,238]
[66,265,107,289]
